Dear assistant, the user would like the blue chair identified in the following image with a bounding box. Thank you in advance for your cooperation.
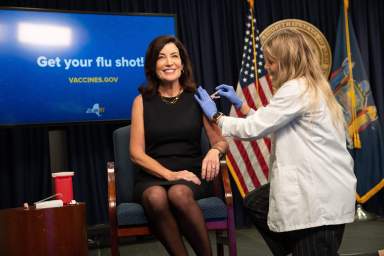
[107,125,237,256]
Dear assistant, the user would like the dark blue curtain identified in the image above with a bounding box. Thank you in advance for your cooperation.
[0,127,51,208]
[1,0,383,226]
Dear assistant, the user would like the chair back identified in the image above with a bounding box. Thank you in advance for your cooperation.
[113,126,139,204]
[113,125,210,204]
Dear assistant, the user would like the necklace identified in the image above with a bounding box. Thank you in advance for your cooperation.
[159,89,183,104]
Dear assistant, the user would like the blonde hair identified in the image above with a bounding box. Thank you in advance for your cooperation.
[263,28,344,130]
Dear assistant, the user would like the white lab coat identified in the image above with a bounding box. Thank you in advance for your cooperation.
[219,78,356,232]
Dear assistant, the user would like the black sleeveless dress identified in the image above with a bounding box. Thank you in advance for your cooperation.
[133,90,211,202]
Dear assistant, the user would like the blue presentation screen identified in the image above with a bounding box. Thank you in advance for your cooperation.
[0,8,176,125]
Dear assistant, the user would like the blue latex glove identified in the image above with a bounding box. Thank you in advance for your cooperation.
[194,86,218,120]
[215,84,243,109]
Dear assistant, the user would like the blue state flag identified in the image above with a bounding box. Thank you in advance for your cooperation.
[330,4,384,204]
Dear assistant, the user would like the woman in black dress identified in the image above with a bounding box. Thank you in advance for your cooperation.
[130,35,228,256]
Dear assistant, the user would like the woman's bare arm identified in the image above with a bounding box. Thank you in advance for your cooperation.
[201,116,228,181]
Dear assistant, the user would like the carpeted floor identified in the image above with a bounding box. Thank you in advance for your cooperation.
[88,218,384,256]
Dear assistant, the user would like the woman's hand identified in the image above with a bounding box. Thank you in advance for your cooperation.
[201,149,221,181]
[216,84,243,109]
[168,170,201,185]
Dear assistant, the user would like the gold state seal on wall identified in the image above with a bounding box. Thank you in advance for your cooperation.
[260,19,332,78]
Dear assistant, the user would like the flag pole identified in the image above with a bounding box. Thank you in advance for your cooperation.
[343,0,361,148]
[343,1,375,221]
[249,0,259,97]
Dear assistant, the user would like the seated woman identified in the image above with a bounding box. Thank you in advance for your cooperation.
[130,35,228,256]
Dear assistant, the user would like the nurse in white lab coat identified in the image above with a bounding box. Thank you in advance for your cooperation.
[195,28,356,256]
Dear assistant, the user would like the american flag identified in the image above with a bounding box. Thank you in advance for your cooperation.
[226,3,273,197]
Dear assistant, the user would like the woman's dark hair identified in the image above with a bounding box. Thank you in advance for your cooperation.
[139,35,196,97]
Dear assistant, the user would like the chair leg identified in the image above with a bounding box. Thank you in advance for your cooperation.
[227,210,237,256]
[111,243,118,256]
[228,228,237,256]
[216,231,224,256]
[110,229,119,256]
[110,238,119,256]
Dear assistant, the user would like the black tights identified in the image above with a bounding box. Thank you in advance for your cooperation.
[141,185,212,256]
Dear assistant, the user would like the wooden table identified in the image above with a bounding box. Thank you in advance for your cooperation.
[0,203,88,256]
